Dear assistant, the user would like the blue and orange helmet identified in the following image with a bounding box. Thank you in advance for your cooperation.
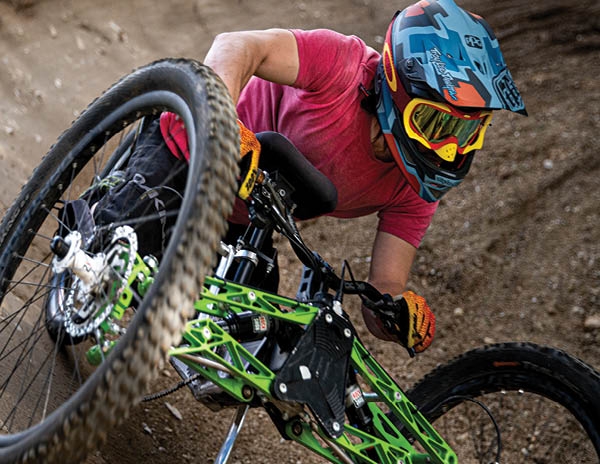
[375,0,527,202]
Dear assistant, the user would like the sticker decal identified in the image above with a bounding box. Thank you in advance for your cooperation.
[428,47,457,101]
[382,42,398,92]
[464,35,483,49]
[493,69,525,112]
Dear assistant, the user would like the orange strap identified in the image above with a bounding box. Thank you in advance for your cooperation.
[237,120,261,200]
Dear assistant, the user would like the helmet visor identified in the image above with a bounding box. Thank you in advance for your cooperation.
[403,98,492,161]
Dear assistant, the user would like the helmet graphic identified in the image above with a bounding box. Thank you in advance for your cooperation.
[375,0,526,202]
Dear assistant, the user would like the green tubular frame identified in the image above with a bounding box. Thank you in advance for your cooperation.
[87,249,154,365]
[170,277,457,464]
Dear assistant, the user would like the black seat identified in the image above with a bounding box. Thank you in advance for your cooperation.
[256,132,338,220]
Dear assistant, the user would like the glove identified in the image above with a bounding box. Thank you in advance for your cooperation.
[393,291,435,353]
[237,120,261,200]
[367,291,435,354]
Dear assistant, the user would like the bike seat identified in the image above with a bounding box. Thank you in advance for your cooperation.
[256,132,338,220]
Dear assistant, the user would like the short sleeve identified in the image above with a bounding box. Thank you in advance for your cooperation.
[377,188,439,248]
[291,29,373,94]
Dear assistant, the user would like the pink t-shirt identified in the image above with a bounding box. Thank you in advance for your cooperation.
[162,29,437,248]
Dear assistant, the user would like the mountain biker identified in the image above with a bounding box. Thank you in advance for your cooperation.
[144,0,526,354]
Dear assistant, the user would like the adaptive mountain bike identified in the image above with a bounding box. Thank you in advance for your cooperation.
[0,59,598,463]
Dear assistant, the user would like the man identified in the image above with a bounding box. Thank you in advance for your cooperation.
[159,0,526,352]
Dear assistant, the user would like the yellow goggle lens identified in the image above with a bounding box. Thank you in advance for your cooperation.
[403,98,492,159]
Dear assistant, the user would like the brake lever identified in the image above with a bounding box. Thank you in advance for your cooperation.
[361,292,416,358]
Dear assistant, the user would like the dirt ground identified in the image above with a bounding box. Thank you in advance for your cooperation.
[0,0,599,462]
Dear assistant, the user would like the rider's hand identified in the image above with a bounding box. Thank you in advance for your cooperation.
[362,291,435,354]
[393,291,435,353]
[237,120,260,200]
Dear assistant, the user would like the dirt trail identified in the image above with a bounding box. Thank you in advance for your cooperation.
[0,0,598,462]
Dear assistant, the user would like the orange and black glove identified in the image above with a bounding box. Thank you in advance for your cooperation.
[237,120,261,200]
[378,291,436,354]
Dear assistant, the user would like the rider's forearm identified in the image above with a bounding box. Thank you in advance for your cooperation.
[368,231,416,295]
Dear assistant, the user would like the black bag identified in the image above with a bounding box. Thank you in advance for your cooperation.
[93,119,188,259]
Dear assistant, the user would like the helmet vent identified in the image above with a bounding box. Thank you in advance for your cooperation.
[474,60,487,75]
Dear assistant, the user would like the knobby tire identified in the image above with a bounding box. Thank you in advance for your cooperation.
[405,342,600,463]
[0,59,239,463]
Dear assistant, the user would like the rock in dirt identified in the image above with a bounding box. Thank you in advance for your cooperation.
[584,315,600,330]
[165,402,183,421]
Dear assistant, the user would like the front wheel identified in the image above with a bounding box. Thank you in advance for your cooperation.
[405,342,600,463]
[0,59,239,463]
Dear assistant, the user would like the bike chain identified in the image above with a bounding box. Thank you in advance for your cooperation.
[141,373,204,402]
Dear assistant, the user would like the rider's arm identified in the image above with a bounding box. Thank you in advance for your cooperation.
[368,230,416,295]
[203,29,300,104]
[364,231,435,353]
[363,230,417,340]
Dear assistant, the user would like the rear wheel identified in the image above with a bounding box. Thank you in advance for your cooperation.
[0,59,239,463]
[405,343,600,463]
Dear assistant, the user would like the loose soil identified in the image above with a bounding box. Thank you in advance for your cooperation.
[0,0,598,462]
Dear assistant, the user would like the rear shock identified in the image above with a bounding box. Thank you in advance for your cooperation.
[216,311,276,342]
[344,370,373,433]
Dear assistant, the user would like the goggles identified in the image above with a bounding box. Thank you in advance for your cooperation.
[403,98,492,162]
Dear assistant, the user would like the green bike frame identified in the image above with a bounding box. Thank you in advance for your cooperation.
[170,277,457,464]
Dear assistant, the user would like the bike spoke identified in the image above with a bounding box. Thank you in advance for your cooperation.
[426,389,597,462]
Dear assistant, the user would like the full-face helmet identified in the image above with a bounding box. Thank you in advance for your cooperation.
[375,0,527,202]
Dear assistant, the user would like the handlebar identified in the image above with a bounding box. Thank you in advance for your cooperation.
[341,279,385,303]
[343,280,415,357]
[245,163,402,319]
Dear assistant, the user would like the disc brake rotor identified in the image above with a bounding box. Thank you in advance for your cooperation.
[51,225,138,339]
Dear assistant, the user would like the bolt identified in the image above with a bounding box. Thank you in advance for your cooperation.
[343,328,352,338]
[394,391,402,401]
[332,421,341,432]
[332,300,343,316]
[279,383,288,394]
[325,313,333,324]
[50,236,70,259]
[291,421,303,436]
[248,291,256,301]
[242,385,253,400]
[143,255,159,271]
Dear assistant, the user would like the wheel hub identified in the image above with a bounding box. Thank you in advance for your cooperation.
[50,226,138,338]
